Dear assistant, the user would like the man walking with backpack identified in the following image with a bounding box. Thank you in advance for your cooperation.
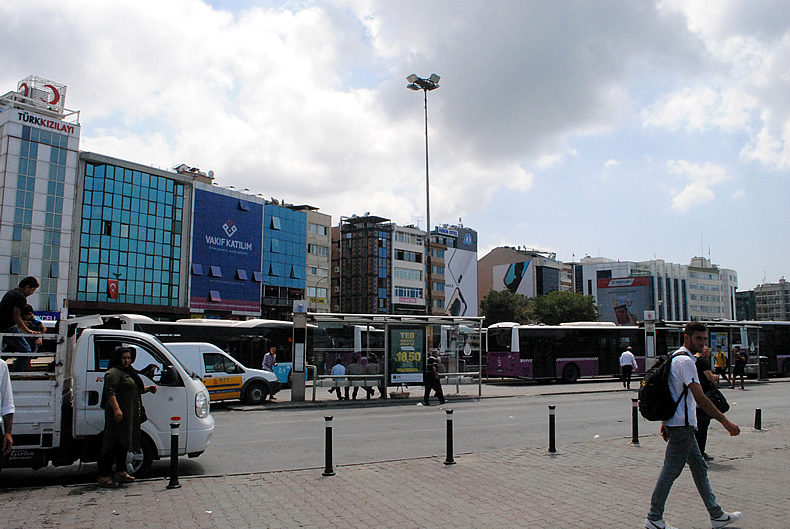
[645,321,742,529]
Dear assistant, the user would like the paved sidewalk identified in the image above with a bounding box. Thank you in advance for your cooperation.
[1,406,785,527]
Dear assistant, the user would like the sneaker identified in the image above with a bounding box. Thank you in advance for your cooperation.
[711,511,742,528]
[702,453,715,461]
[645,518,677,529]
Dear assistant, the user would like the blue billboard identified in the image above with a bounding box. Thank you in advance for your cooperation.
[191,188,263,312]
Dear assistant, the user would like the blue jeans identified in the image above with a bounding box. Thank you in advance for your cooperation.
[1,326,31,353]
[648,425,725,521]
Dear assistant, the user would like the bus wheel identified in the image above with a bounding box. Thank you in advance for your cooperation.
[126,435,155,477]
[562,364,580,383]
[245,382,268,405]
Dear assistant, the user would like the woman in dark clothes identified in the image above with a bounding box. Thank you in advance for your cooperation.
[98,346,157,487]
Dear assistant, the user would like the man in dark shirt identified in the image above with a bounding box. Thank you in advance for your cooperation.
[423,350,446,406]
[695,346,718,461]
[0,277,40,356]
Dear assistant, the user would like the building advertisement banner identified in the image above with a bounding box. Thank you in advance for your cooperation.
[444,228,478,316]
[493,261,534,297]
[190,189,263,312]
[389,327,425,385]
[597,276,651,325]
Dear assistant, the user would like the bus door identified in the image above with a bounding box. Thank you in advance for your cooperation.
[530,335,557,379]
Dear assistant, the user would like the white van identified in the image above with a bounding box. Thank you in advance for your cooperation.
[165,342,282,404]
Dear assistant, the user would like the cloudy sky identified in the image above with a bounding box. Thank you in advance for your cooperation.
[2,0,788,290]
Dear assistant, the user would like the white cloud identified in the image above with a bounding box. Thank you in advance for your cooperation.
[604,159,620,169]
[667,160,730,212]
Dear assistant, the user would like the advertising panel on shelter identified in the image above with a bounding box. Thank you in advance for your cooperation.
[597,277,651,325]
[190,188,263,312]
[493,261,534,297]
[444,227,478,316]
[389,327,426,385]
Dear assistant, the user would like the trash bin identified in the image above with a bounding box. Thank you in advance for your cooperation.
[759,356,769,380]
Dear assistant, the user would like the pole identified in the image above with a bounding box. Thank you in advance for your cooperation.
[631,398,639,444]
[322,416,335,476]
[423,87,433,316]
[444,409,455,465]
[166,420,181,489]
[754,408,762,430]
[548,405,556,453]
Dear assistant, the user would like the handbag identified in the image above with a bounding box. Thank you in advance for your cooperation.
[705,386,730,413]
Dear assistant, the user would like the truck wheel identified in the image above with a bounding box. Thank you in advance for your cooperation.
[245,382,268,405]
[561,364,580,383]
[127,435,155,477]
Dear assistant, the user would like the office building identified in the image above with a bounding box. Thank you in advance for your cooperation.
[755,278,790,321]
[477,247,561,312]
[0,76,80,316]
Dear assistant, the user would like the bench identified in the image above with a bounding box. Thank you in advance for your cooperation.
[312,374,384,401]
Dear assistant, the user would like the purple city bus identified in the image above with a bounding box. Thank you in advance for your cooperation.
[486,322,646,383]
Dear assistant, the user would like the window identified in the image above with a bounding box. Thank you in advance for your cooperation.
[309,223,328,236]
[209,266,222,278]
[270,216,281,230]
[209,290,222,301]
[236,269,248,281]
[308,244,328,257]
[192,263,204,275]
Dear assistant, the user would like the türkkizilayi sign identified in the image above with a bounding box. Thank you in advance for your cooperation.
[389,327,425,384]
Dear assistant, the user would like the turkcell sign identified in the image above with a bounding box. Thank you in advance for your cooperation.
[191,188,262,312]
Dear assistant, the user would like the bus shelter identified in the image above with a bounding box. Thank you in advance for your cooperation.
[297,313,484,400]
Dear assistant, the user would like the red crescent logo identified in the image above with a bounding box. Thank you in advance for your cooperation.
[43,84,61,105]
[19,83,29,97]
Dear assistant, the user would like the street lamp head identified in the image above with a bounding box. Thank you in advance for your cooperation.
[405,74,440,91]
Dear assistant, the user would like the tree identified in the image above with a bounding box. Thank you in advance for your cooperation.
[480,289,533,327]
[533,290,598,325]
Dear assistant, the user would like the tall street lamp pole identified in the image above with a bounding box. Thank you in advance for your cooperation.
[407,73,440,315]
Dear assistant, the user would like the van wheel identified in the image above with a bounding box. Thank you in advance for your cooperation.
[245,382,268,405]
[562,364,580,383]
[127,435,155,477]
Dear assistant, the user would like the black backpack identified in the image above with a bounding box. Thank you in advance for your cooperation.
[638,351,688,421]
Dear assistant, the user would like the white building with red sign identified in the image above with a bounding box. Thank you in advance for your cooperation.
[0,76,81,311]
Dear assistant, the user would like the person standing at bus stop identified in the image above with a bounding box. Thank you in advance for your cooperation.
[619,346,638,389]
[730,346,747,390]
[423,350,446,406]
[713,345,729,386]
[645,321,741,529]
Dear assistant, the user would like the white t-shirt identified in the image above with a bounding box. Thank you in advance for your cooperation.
[665,347,699,428]
[0,359,15,417]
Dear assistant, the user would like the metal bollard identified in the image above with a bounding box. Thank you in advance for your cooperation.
[166,418,182,489]
[631,398,640,444]
[548,405,556,453]
[754,408,762,430]
[444,409,455,465]
[322,416,335,476]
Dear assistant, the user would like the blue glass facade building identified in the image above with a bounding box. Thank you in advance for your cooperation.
[262,203,306,319]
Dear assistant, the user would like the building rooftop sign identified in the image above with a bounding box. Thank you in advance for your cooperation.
[17,75,67,113]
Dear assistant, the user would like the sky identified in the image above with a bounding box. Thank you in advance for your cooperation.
[2,0,788,291]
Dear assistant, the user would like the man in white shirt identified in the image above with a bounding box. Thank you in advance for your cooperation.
[0,358,15,458]
[645,321,742,529]
[619,346,638,389]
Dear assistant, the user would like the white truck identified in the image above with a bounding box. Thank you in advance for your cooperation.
[2,315,214,476]
[164,342,282,404]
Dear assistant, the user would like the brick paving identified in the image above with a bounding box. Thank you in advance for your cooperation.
[1,380,787,528]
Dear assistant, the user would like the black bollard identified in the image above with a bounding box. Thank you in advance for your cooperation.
[754,408,762,430]
[548,405,556,453]
[166,419,181,489]
[322,416,335,476]
[444,409,455,465]
[631,398,640,444]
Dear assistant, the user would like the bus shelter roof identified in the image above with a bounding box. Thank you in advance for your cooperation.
[304,312,484,329]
